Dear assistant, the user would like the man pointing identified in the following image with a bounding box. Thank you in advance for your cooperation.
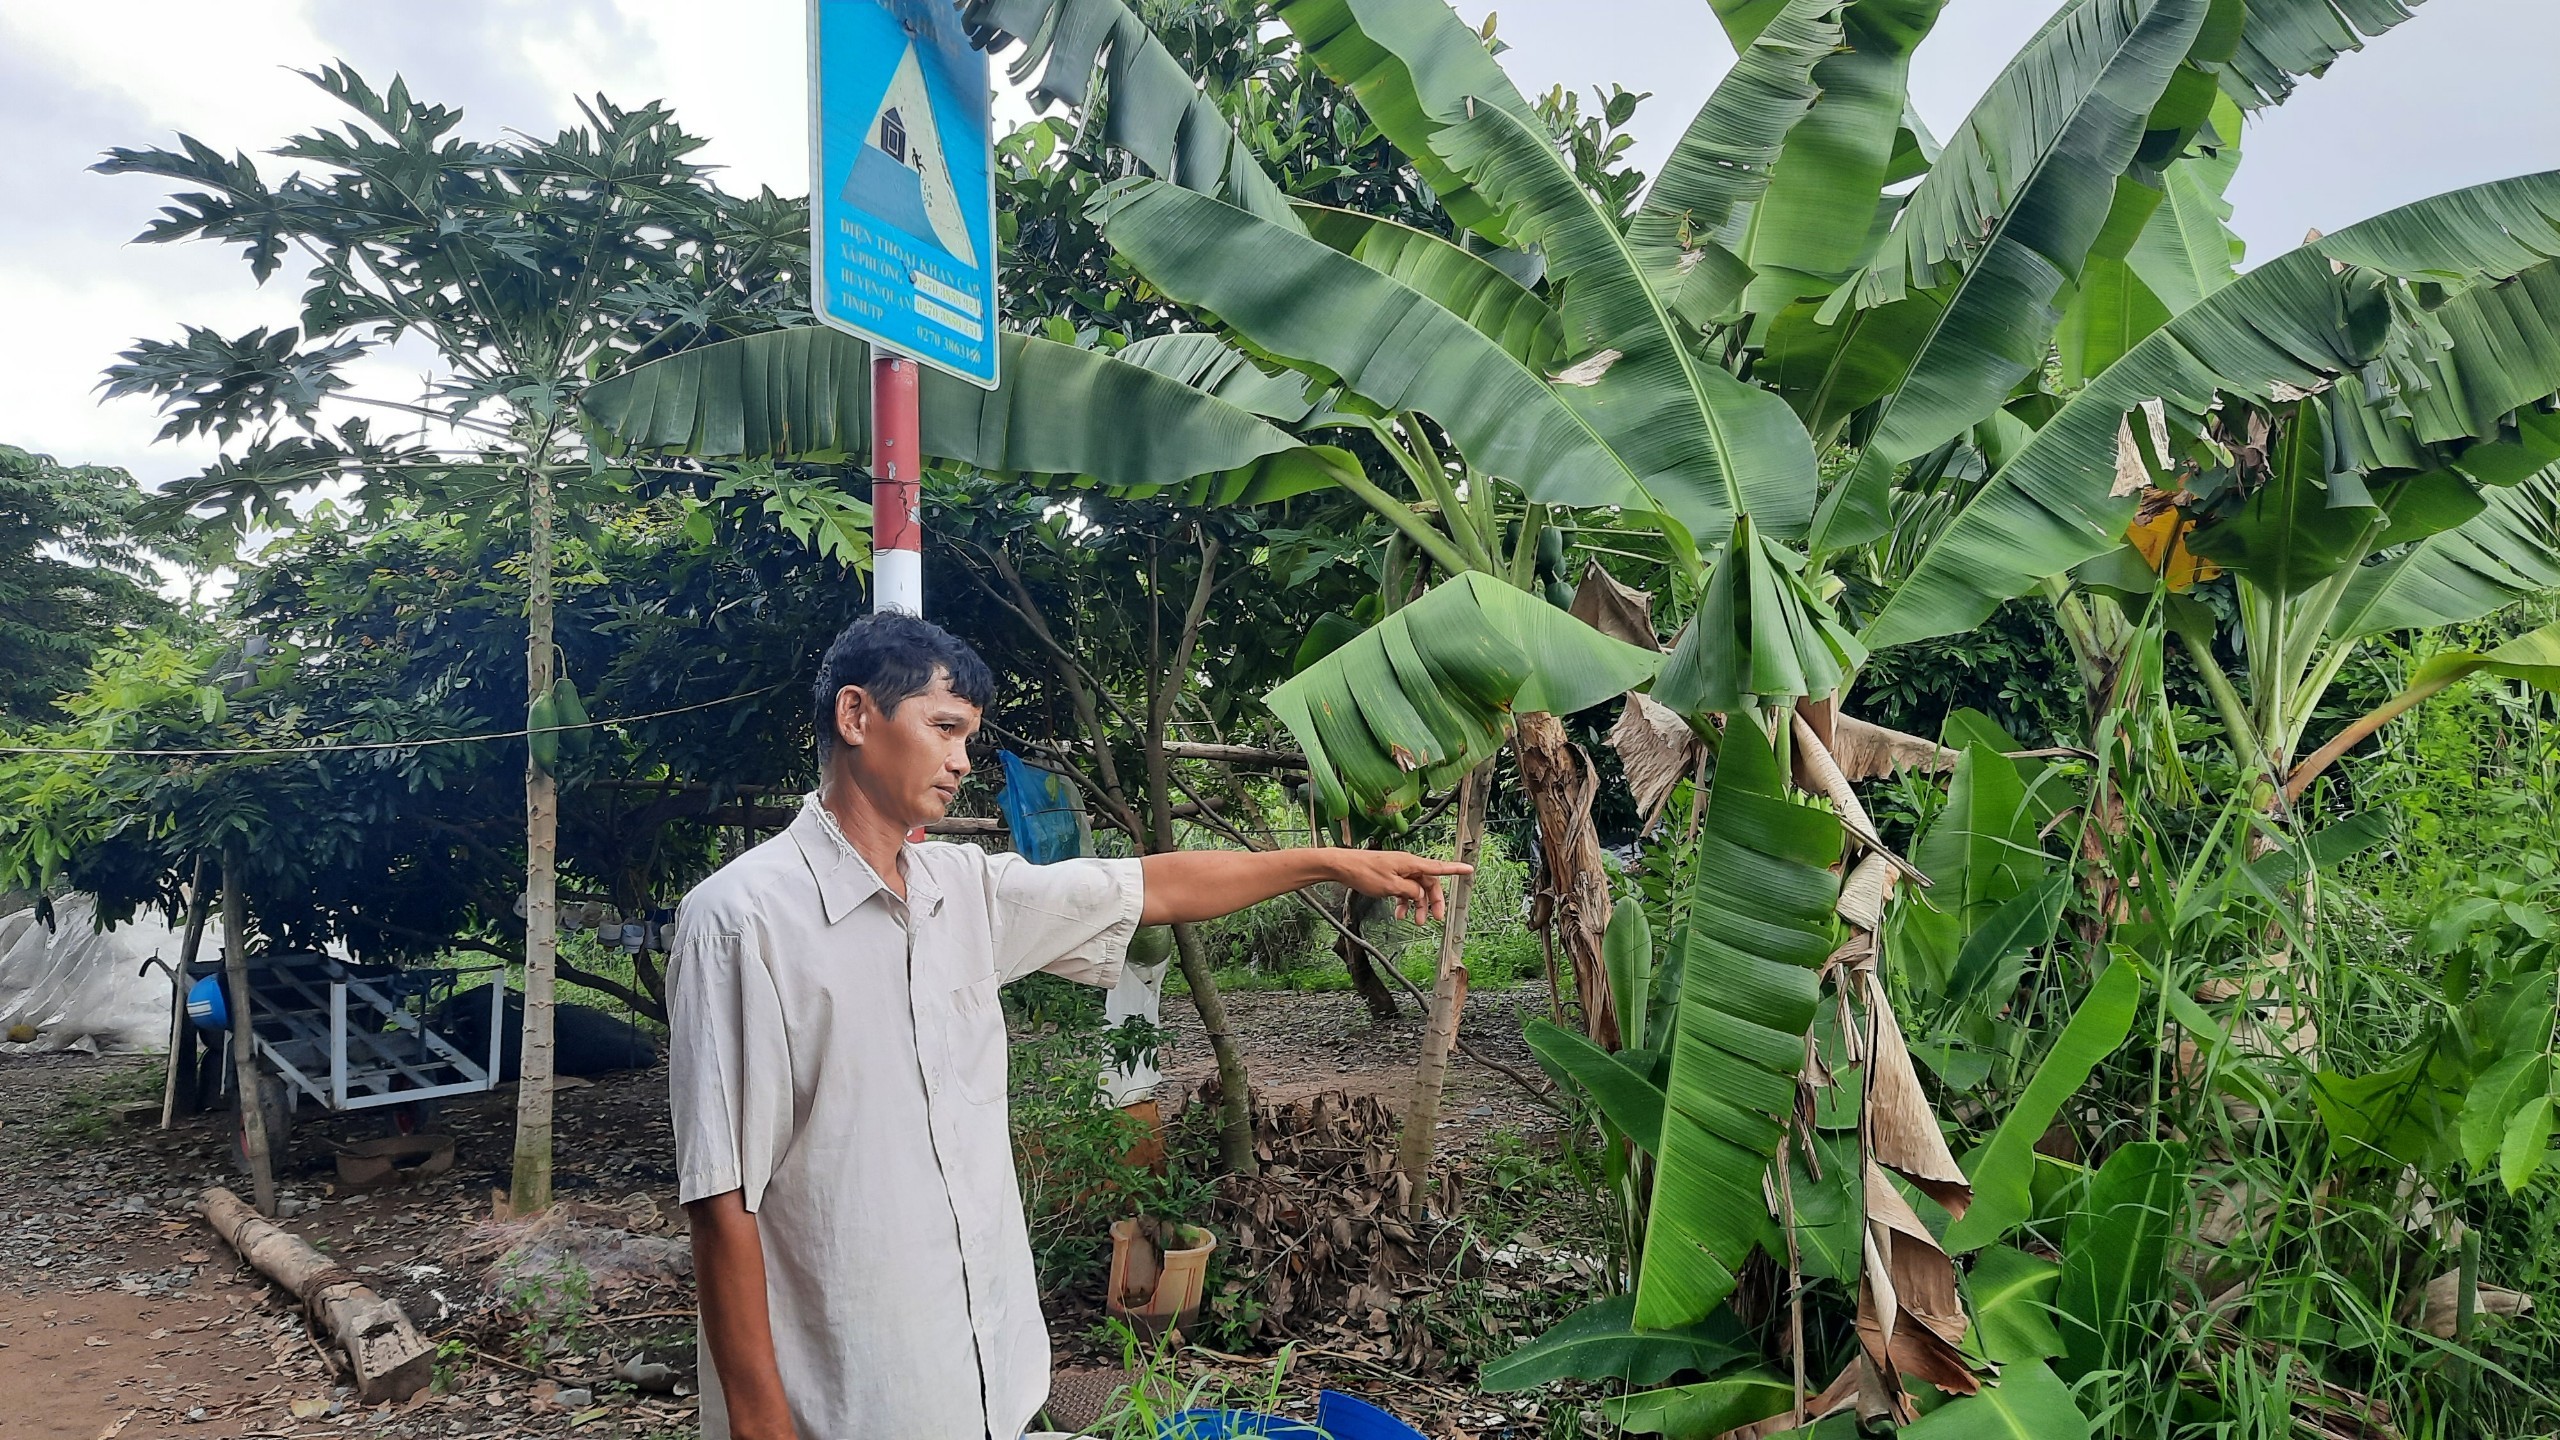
[669,613,1467,1440]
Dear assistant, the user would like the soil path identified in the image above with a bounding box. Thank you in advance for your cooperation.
[0,979,1571,1438]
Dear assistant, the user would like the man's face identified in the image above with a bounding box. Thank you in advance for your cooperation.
[834,672,982,827]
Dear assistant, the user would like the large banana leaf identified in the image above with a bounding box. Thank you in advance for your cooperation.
[961,0,1295,224]
[2185,398,2379,598]
[1966,1244,2066,1365]
[1943,958,2145,1253]
[1113,332,1319,422]
[2337,263,2560,466]
[1443,95,1825,542]
[1896,742,2055,1001]
[2126,118,2244,310]
[2059,107,2244,384]
[2055,1140,2188,1381]
[1866,174,2560,649]
[1269,0,1545,243]
[1279,0,1826,541]
[2218,0,2425,111]
[1603,1374,1795,1437]
[2329,465,2560,639]
[1526,1017,1667,1152]
[1480,1294,1747,1391]
[1638,0,1863,285]
[1812,0,2208,551]
[1653,516,1865,716]
[1900,1357,2090,1439]
[1739,0,1948,288]
[581,325,1341,502]
[1634,722,1842,1329]
[1263,572,1661,821]
[1092,178,1662,517]
[1294,203,1565,369]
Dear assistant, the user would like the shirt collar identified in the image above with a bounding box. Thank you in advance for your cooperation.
[789,793,940,924]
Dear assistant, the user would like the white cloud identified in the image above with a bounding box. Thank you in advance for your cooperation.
[1,0,2550,498]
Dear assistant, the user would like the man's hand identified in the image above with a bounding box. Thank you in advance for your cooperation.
[1139,846,1471,927]
[1327,847,1474,922]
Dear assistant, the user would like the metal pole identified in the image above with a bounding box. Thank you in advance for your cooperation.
[872,351,922,614]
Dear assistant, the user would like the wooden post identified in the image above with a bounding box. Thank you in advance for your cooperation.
[1395,763,1489,1201]
[199,1186,433,1402]
[220,853,277,1214]
[160,856,210,1127]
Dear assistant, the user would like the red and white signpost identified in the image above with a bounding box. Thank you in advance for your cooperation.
[808,0,1001,616]
[869,352,922,614]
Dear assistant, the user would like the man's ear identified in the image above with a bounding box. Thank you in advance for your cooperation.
[832,684,873,751]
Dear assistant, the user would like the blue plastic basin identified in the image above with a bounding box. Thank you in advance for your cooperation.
[1153,1391,1424,1440]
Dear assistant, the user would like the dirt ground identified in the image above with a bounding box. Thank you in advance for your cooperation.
[0,983,1567,1440]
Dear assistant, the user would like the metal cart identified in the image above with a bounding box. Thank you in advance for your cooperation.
[186,953,505,1144]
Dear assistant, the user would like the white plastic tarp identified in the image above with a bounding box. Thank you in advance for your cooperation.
[0,895,180,1054]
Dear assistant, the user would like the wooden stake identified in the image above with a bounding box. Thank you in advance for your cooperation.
[1395,764,1489,1199]
[198,1186,433,1402]
[220,853,277,1215]
[159,855,210,1128]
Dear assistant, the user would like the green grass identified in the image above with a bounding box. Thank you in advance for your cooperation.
[43,1062,160,1141]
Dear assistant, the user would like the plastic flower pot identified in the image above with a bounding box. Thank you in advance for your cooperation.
[1106,1218,1217,1342]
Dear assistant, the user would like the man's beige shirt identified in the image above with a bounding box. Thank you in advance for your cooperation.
[668,796,1143,1440]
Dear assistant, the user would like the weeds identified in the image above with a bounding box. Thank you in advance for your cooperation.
[1070,1324,1298,1439]
[494,1249,595,1368]
[1008,999,1215,1300]
[43,1062,157,1140]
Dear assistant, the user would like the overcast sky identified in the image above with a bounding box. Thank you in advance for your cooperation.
[3,0,2550,493]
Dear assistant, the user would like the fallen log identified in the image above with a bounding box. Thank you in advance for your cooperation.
[198,1186,434,1402]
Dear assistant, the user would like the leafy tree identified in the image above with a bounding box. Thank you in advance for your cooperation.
[0,445,176,721]
[93,65,816,1211]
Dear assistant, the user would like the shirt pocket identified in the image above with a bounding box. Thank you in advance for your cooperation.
[935,975,1008,1106]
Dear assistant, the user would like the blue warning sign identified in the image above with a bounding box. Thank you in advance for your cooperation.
[810,0,1000,388]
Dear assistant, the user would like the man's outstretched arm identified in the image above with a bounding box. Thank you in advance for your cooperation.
[686,1191,799,1440]
[1139,846,1469,927]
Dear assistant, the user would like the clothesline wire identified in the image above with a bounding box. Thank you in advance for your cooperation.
[0,685,784,759]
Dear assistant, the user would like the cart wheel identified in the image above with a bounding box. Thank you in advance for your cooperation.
[389,1099,442,1135]
[233,1071,291,1170]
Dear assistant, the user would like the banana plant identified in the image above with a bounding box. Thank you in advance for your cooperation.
[1862,183,2560,815]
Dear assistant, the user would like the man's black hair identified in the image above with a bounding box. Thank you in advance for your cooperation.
[810,611,995,756]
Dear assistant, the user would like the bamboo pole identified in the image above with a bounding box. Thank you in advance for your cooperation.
[199,1186,433,1402]
[1395,764,1489,1201]
[220,853,277,1215]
